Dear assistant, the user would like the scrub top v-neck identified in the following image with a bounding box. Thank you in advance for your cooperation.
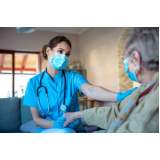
[23,68,88,133]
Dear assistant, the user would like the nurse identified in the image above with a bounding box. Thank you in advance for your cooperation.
[23,36,135,133]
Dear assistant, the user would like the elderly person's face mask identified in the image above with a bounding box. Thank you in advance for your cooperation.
[122,53,139,82]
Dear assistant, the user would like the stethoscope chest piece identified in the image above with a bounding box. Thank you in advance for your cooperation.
[60,104,67,112]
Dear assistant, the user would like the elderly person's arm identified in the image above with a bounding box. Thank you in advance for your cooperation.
[63,89,140,129]
[64,83,159,133]
[63,102,123,129]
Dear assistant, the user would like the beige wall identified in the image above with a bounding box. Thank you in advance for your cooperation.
[0,27,136,93]
[0,27,80,65]
[79,27,125,92]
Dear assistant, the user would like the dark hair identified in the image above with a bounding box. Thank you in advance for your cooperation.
[42,36,72,60]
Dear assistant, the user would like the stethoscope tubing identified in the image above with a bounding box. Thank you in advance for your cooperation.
[37,69,66,116]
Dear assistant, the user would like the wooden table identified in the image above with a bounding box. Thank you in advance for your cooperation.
[78,98,102,110]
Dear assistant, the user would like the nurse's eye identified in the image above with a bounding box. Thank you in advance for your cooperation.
[58,50,63,54]
[66,53,70,57]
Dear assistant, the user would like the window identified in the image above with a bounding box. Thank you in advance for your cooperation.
[0,53,13,97]
[0,50,41,98]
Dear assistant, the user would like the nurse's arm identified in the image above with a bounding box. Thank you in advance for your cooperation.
[80,82,118,102]
[30,107,54,129]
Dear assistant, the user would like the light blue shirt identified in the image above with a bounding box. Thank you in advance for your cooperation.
[23,68,88,133]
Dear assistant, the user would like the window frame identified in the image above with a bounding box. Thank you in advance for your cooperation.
[0,49,41,97]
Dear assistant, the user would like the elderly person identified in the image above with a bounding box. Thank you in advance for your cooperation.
[63,27,159,133]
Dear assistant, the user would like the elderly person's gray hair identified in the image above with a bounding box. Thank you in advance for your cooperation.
[117,27,159,70]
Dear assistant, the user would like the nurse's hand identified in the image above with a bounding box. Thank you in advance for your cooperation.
[117,87,137,102]
[63,111,83,127]
[53,116,66,128]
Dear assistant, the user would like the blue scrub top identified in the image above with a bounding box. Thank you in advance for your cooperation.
[23,68,88,132]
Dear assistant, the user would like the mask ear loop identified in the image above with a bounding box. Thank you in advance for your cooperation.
[133,64,140,73]
[48,48,54,60]
[126,53,140,78]
[48,54,50,60]
[129,52,140,74]
[127,53,134,61]
[131,53,140,82]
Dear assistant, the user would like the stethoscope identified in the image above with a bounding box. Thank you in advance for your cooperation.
[37,69,67,116]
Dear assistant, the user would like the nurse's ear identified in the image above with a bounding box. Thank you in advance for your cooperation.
[46,47,55,59]
[46,47,51,57]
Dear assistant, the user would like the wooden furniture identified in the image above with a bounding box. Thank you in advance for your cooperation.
[78,98,102,110]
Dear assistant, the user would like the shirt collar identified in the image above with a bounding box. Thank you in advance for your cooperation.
[43,67,63,81]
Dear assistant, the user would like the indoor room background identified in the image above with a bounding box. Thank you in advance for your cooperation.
[0,27,140,100]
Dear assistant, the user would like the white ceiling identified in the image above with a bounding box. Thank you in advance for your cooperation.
[35,27,89,34]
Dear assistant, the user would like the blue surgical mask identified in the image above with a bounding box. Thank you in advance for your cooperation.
[49,53,69,70]
[123,54,139,82]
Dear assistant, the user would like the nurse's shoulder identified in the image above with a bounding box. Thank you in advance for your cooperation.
[63,69,82,80]
[23,71,44,107]
[27,71,44,87]
[63,69,77,76]
[63,69,88,92]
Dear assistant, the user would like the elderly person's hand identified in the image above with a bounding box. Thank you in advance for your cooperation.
[63,111,83,127]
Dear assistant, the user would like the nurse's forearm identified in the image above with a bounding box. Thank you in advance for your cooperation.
[87,85,118,102]
[33,117,54,129]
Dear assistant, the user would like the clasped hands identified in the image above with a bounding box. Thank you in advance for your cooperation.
[53,111,82,129]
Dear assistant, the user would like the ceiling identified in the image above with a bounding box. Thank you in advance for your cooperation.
[35,27,89,34]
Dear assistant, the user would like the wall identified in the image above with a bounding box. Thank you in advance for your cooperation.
[79,27,125,92]
[0,27,80,65]
[0,27,138,93]
[117,34,134,92]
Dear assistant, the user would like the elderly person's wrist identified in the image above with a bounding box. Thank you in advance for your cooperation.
[75,111,83,119]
